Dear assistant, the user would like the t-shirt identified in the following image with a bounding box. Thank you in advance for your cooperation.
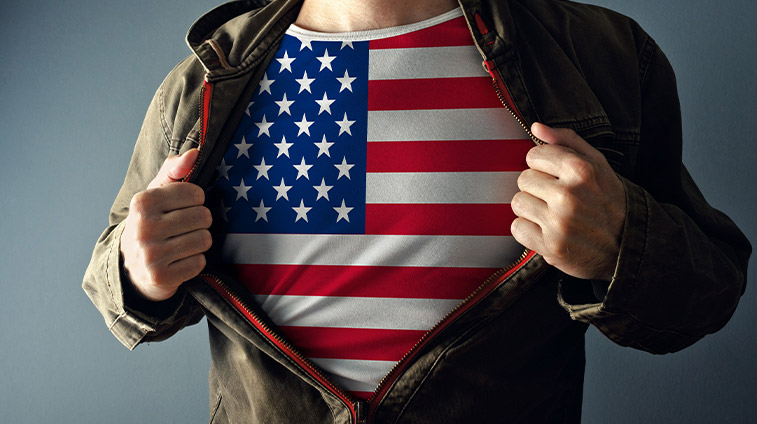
[208,7,531,399]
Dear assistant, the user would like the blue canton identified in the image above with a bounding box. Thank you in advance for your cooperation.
[210,36,369,235]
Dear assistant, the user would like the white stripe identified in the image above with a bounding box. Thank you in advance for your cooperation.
[310,358,395,394]
[366,172,519,204]
[367,108,528,141]
[222,234,523,268]
[253,295,459,330]
[369,46,487,80]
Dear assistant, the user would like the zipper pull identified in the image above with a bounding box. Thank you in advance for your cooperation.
[354,400,367,424]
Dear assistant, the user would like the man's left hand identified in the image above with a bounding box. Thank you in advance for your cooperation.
[510,122,626,281]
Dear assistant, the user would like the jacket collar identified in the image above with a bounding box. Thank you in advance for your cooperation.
[186,0,302,81]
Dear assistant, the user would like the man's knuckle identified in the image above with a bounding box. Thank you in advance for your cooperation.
[187,184,206,205]
[199,230,213,251]
[199,207,213,228]
[568,158,594,182]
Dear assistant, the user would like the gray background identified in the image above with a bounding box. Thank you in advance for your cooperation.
[1,0,754,422]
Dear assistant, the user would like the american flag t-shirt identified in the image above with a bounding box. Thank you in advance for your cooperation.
[209,8,532,399]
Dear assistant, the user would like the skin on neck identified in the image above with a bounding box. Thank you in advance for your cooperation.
[295,0,459,33]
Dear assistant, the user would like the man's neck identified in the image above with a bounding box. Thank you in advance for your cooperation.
[295,0,459,33]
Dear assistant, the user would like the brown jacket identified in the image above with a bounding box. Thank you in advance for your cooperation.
[83,0,751,422]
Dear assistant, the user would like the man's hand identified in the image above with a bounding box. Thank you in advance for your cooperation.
[511,123,626,281]
[120,149,213,302]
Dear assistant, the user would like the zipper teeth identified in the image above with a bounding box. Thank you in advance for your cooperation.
[368,248,533,405]
[487,67,544,147]
[201,274,359,411]
[183,81,211,182]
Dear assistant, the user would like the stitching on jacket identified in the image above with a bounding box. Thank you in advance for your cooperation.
[104,223,124,312]
[209,391,222,423]
[594,308,701,352]
[638,34,656,87]
[158,84,173,148]
[316,390,339,424]
[205,6,296,83]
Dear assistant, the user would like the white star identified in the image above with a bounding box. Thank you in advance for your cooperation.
[293,157,313,180]
[333,199,353,223]
[259,72,275,95]
[335,156,355,180]
[234,136,253,158]
[276,51,295,73]
[252,199,272,222]
[337,69,356,92]
[335,112,356,136]
[274,135,293,158]
[313,178,333,201]
[255,114,273,137]
[314,134,334,157]
[294,113,314,136]
[244,101,254,116]
[317,49,336,72]
[341,41,354,50]
[233,178,252,201]
[275,93,294,116]
[298,37,312,51]
[292,199,312,222]
[296,70,315,94]
[273,178,292,201]
[315,92,335,115]
[218,201,232,221]
[216,158,232,180]
[254,157,273,180]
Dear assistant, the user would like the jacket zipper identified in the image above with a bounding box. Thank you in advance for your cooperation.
[182,78,214,183]
[482,60,544,146]
[199,273,364,422]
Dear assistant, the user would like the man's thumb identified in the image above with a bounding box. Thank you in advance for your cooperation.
[148,149,199,188]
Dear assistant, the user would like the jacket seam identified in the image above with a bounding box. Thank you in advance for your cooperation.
[209,390,222,423]
[206,39,233,70]
[204,7,295,83]
[104,223,125,312]
[593,307,702,349]
[638,34,656,88]
[158,84,173,148]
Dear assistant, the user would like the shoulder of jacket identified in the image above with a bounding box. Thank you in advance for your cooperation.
[151,55,207,149]
[506,0,654,65]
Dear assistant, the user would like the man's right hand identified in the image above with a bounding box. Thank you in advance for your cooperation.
[120,149,213,302]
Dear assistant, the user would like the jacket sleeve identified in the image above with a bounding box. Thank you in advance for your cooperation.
[558,39,752,354]
[82,72,205,350]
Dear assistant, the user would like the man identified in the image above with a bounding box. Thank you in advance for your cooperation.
[83,0,751,422]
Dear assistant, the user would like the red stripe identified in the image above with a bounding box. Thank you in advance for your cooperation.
[369,16,472,49]
[233,264,499,299]
[367,77,501,110]
[366,139,532,172]
[365,203,515,236]
[279,326,427,361]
